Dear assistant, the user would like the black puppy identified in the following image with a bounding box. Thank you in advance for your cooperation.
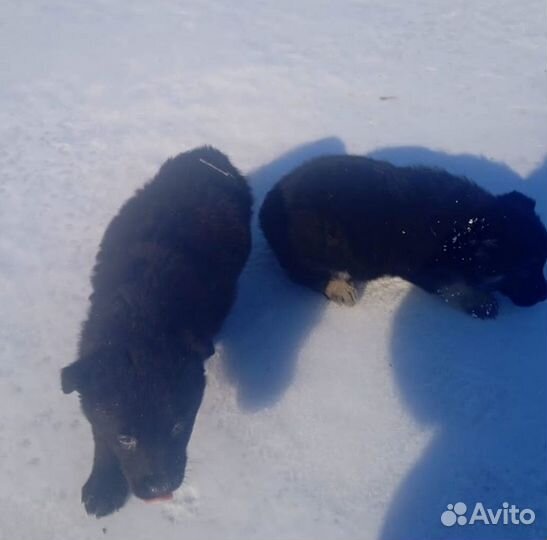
[61,147,252,517]
[260,155,547,318]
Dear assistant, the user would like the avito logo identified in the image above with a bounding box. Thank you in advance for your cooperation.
[441,502,535,527]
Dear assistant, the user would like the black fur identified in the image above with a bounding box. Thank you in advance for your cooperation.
[260,155,547,318]
[61,147,252,517]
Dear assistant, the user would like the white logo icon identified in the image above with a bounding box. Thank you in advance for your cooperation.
[441,502,467,526]
[441,502,535,527]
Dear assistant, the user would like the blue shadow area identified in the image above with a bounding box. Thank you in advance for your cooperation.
[371,148,547,540]
[219,137,346,410]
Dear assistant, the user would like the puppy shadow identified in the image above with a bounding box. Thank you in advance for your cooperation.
[369,148,547,540]
[219,137,346,411]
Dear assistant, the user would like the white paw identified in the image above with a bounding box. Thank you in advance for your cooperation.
[325,278,358,306]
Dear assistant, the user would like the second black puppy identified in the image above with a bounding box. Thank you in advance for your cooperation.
[61,147,252,517]
[260,155,547,318]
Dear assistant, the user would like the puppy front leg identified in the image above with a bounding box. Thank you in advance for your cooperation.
[82,434,129,517]
[324,271,359,306]
[284,259,358,306]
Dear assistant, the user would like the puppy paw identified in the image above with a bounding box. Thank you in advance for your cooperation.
[325,276,358,306]
[82,465,129,518]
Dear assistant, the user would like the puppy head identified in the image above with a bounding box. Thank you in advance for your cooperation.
[61,343,205,501]
[478,191,547,307]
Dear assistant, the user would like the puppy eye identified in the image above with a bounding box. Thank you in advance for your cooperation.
[117,435,137,450]
[171,422,185,437]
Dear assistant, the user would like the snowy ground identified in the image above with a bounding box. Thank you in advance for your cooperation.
[1,1,546,539]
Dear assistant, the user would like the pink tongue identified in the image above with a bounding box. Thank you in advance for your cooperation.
[145,493,173,503]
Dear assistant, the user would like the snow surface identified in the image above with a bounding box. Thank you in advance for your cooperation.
[1,1,546,539]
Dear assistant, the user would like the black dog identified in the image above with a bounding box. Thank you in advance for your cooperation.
[61,147,252,517]
[260,155,547,318]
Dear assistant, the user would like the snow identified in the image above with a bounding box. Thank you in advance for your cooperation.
[0,1,546,539]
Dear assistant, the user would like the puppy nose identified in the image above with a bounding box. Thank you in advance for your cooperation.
[136,476,174,500]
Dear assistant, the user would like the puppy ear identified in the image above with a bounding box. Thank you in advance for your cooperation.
[61,359,90,394]
[498,191,536,212]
